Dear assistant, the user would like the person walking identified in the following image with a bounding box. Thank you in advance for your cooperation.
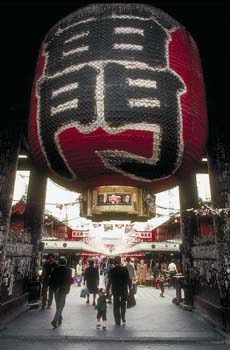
[159,274,165,297]
[75,260,83,286]
[95,288,107,330]
[106,256,131,326]
[168,260,178,274]
[168,260,178,287]
[50,257,72,328]
[84,260,99,306]
[41,254,58,310]
[125,257,136,288]
[103,258,114,304]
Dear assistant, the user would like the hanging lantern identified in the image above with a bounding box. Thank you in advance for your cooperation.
[28,3,207,193]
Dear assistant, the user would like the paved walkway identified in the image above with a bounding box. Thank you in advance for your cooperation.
[0,284,225,343]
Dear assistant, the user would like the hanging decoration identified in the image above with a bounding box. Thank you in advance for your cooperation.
[28,3,207,194]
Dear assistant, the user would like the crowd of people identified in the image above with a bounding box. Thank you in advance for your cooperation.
[40,254,180,329]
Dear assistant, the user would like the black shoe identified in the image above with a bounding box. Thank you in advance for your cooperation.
[86,300,89,304]
[47,305,51,309]
[41,305,45,310]
[51,320,57,329]
[58,320,62,325]
[122,319,126,323]
[115,321,121,326]
[92,302,96,306]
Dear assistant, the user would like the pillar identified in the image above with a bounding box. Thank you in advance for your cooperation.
[24,166,47,301]
[179,172,199,310]
[207,135,230,332]
[0,128,21,306]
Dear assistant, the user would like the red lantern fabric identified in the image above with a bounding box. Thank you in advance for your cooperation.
[28,3,207,193]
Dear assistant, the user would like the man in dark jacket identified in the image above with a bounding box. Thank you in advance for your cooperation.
[106,256,131,325]
[41,254,58,309]
[50,257,72,328]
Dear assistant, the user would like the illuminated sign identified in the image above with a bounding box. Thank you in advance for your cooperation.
[97,193,131,205]
[90,186,139,214]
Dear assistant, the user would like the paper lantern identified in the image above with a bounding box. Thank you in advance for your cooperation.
[28,3,207,193]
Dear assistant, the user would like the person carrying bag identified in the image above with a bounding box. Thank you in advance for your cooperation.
[127,288,136,309]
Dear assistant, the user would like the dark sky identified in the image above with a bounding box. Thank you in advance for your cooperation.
[1,1,230,138]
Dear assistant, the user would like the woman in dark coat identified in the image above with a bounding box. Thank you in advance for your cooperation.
[84,260,99,306]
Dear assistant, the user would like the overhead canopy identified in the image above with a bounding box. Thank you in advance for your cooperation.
[113,241,181,256]
[42,239,108,255]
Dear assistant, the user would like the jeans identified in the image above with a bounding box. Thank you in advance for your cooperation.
[52,289,67,323]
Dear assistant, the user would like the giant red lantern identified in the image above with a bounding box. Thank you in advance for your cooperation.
[28,3,207,194]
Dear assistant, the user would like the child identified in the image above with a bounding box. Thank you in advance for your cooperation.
[159,274,165,297]
[96,288,107,330]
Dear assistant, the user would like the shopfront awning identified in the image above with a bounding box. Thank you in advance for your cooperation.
[114,241,181,255]
[42,239,108,255]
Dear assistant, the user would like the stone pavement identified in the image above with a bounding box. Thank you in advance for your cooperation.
[0,283,226,344]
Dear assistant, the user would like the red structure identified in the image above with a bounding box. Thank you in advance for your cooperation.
[130,229,155,242]
[154,215,181,242]
[69,228,89,241]
[10,201,25,232]
[130,206,214,244]
[10,200,71,240]
[196,203,215,237]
